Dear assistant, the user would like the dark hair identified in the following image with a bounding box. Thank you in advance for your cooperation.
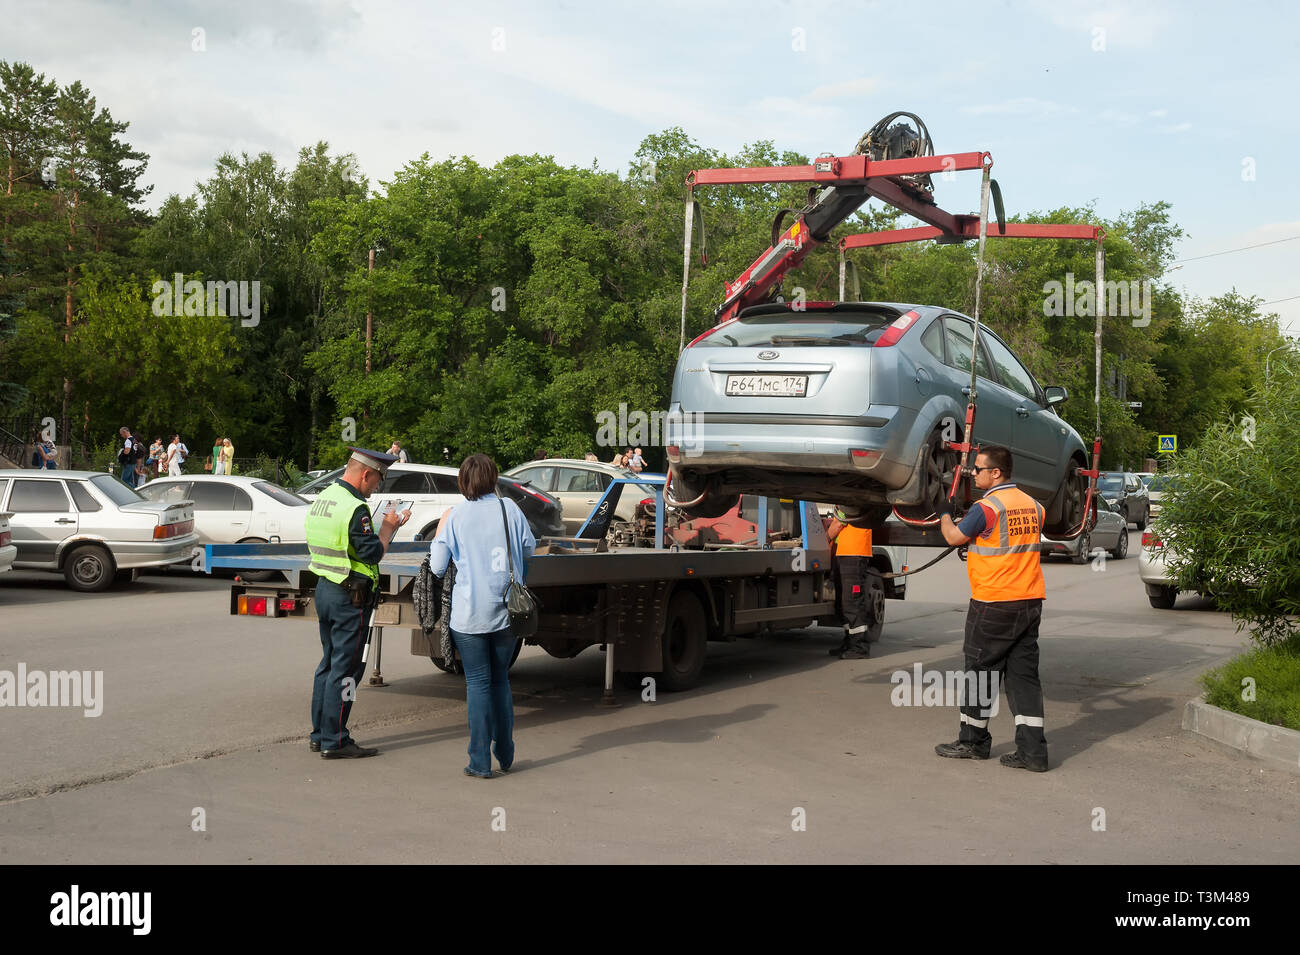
[978,444,1013,479]
[458,453,498,500]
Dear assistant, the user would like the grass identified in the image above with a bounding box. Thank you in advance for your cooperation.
[1200,636,1300,731]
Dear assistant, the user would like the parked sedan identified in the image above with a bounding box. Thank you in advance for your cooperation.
[1097,471,1150,529]
[1040,497,1129,563]
[666,302,1089,534]
[504,458,661,535]
[0,512,15,574]
[0,470,196,591]
[299,464,564,542]
[1147,472,1178,518]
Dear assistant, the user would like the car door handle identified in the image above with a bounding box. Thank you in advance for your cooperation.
[961,386,971,397]
[55,518,75,524]
[1015,406,1030,417]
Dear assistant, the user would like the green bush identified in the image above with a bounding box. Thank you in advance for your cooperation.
[1199,637,1300,731]
[1157,360,1300,646]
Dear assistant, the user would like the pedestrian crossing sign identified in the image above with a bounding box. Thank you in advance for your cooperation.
[1158,435,1177,453]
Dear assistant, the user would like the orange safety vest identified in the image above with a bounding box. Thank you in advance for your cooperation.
[966,486,1046,602]
[834,524,873,557]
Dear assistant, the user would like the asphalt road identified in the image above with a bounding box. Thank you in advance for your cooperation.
[1,535,1296,864]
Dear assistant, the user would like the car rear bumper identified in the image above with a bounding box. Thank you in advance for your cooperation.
[1138,547,1173,585]
[0,543,15,573]
[89,533,200,570]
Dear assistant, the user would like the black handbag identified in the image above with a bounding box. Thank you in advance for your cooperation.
[498,496,539,638]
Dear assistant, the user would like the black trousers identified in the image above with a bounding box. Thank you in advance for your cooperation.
[957,598,1047,759]
[835,556,883,651]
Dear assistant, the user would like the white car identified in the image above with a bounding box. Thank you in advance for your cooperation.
[0,511,15,574]
[297,463,565,542]
[138,475,311,544]
[1139,527,1179,608]
[504,459,660,535]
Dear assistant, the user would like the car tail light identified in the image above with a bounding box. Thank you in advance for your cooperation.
[850,448,882,468]
[873,309,921,348]
[0,530,9,547]
[666,445,681,463]
[686,317,738,348]
[1141,530,1160,548]
[153,519,193,540]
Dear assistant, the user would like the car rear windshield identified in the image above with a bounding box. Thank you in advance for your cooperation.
[1098,476,1124,491]
[253,481,310,506]
[705,310,897,347]
[89,474,144,506]
[1150,474,1178,492]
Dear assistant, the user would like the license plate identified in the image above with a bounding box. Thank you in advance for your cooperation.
[725,374,808,397]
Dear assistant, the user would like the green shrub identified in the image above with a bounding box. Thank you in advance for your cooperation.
[1199,637,1300,731]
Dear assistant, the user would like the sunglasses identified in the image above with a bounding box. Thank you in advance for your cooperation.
[968,466,999,475]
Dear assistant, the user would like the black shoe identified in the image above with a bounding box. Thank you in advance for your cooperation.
[839,647,870,659]
[321,741,378,759]
[935,740,990,760]
[1000,751,1049,772]
[309,740,321,753]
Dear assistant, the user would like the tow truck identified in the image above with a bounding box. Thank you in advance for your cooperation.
[204,477,910,696]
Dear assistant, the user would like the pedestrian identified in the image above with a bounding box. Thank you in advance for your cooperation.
[388,440,409,464]
[133,456,150,486]
[117,427,142,487]
[35,434,57,469]
[165,434,185,477]
[211,437,224,475]
[221,437,234,475]
[429,453,536,778]
[148,437,165,476]
[533,448,548,461]
[306,447,410,758]
[583,451,598,462]
[935,445,1049,772]
[628,447,646,473]
[825,512,882,659]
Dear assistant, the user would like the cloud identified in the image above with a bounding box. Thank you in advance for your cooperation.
[806,77,881,102]
[962,98,1078,117]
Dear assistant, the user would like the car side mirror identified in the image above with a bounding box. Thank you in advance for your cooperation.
[1044,385,1068,406]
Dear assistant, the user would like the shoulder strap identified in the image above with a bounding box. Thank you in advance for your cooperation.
[497,496,516,584]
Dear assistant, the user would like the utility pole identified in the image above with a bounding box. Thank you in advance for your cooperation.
[365,247,374,376]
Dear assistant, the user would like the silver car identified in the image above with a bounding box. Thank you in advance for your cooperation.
[0,470,197,592]
[1039,496,1129,563]
[666,302,1089,532]
[504,459,660,535]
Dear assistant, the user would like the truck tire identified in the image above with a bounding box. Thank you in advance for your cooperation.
[64,544,115,593]
[658,590,708,691]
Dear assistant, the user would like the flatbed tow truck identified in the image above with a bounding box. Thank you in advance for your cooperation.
[207,113,1112,698]
[204,477,910,697]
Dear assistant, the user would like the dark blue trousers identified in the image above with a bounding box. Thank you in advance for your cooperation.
[311,579,369,750]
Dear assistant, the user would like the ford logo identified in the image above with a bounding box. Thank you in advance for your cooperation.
[757,350,779,360]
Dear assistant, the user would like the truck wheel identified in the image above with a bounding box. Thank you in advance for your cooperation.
[64,544,115,593]
[864,570,886,643]
[659,590,707,691]
[1147,585,1177,609]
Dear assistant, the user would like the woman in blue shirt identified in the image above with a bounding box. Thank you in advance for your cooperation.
[430,454,536,777]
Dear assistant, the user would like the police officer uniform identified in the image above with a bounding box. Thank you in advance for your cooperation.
[307,447,398,758]
[827,519,882,659]
[936,480,1049,771]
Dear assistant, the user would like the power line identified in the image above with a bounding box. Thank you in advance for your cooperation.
[1261,295,1300,306]
[1172,234,1300,264]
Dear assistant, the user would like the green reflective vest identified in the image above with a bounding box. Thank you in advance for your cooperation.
[305,481,379,586]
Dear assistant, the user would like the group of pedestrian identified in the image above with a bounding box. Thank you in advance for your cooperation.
[116,428,193,488]
[611,447,645,472]
[30,432,57,469]
[306,442,1051,777]
[208,438,234,474]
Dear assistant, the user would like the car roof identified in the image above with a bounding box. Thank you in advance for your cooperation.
[510,458,622,472]
[0,469,113,479]
[151,475,275,486]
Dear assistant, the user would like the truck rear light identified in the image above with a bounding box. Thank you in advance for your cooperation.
[1141,531,1159,548]
[237,595,269,616]
[278,598,297,613]
[850,448,882,468]
[873,309,921,348]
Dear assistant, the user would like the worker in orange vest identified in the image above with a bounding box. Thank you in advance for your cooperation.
[825,514,882,659]
[934,445,1049,772]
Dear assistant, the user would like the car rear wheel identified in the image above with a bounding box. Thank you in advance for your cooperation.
[1071,528,1091,564]
[1147,585,1177,609]
[1110,528,1129,559]
[235,538,277,583]
[64,544,115,593]
[417,521,440,542]
[1135,509,1147,531]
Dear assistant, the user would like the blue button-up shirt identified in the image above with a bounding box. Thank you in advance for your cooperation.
[429,495,536,634]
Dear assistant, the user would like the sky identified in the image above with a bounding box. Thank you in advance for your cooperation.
[6,0,1298,333]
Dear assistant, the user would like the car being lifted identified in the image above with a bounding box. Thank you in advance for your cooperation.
[666,300,1090,534]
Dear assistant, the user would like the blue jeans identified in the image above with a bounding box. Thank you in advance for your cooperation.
[452,627,516,774]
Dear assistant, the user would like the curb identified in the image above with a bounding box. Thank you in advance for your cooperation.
[1183,698,1300,774]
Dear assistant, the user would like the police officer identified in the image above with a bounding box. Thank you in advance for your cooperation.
[934,445,1049,772]
[826,513,882,659]
[307,447,409,758]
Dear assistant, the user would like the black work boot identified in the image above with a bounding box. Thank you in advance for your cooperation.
[999,750,1049,772]
[934,740,990,760]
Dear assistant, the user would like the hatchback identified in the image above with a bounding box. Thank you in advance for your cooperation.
[666,302,1089,533]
